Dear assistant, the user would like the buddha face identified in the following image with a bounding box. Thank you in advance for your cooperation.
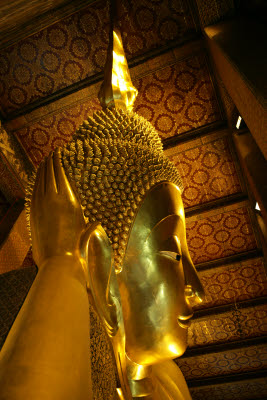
[117,182,204,366]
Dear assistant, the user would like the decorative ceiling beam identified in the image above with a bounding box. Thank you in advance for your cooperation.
[185,193,248,218]
[0,71,103,123]
[187,369,267,388]
[193,296,267,319]
[195,249,263,271]
[205,19,267,159]
[181,335,267,358]
[2,35,202,122]
[162,120,227,150]
[0,0,96,51]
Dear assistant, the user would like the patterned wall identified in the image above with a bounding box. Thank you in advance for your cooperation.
[188,304,267,347]
[190,378,267,400]
[0,0,196,117]
[134,53,221,139]
[13,97,101,165]
[12,51,221,166]
[193,258,267,310]
[178,344,267,379]
[0,209,30,274]
[0,266,37,349]
[165,131,242,208]
[0,153,25,203]
[0,2,266,399]
[0,123,33,188]
[186,205,257,265]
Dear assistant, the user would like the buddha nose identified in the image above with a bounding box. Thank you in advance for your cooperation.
[183,254,205,302]
[178,285,194,321]
[184,284,194,298]
[185,283,203,309]
[178,292,193,328]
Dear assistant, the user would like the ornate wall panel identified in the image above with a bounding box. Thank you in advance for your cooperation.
[190,377,267,400]
[14,98,101,166]
[0,2,265,396]
[0,266,37,349]
[193,258,267,310]
[188,304,267,348]
[0,0,196,117]
[12,51,221,166]
[165,133,242,208]
[177,344,267,380]
[120,0,196,56]
[0,153,25,203]
[0,123,34,188]
[134,53,221,139]
[0,210,30,274]
[186,206,257,265]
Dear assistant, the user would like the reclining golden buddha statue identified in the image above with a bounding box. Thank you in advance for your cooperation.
[0,24,204,400]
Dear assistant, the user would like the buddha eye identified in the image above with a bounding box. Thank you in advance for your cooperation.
[159,251,181,261]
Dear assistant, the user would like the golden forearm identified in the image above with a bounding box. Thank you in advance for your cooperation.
[0,256,92,400]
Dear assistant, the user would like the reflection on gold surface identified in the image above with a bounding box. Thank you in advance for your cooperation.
[99,27,138,111]
[112,30,138,109]
[61,108,183,273]
[0,118,203,400]
[0,9,204,400]
[5,109,203,399]
[116,387,125,399]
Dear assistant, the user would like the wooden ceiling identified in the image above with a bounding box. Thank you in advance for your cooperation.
[0,1,266,399]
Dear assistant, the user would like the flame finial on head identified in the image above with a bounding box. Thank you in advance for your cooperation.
[98,0,138,111]
[25,0,184,273]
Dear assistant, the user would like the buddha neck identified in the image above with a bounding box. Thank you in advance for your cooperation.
[126,355,154,398]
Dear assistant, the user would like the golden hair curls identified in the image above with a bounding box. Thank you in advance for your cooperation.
[26,109,183,272]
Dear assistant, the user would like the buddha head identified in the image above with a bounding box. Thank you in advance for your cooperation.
[59,107,204,367]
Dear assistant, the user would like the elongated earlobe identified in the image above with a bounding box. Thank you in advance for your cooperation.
[79,223,121,336]
[80,223,132,399]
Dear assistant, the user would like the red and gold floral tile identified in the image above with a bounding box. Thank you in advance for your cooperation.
[188,304,267,348]
[165,133,242,208]
[0,0,196,117]
[192,258,267,310]
[186,205,257,265]
[11,50,222,167]
[134,52,221,139]
[189,378,267,400]
[13,98,101,166]
[177,344,267,380]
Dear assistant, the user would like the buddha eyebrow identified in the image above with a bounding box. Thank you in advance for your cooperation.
[145,214,180,242]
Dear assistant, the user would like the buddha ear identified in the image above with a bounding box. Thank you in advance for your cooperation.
[80,223,122,337]
[80,224,132,400]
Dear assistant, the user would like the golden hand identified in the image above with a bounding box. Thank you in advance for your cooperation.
[30,149,86,269]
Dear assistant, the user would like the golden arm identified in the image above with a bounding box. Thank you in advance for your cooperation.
[0,150,93,400]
